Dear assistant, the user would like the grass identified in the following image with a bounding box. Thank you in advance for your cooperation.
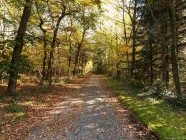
[0,122,4,127]
[4,102,25,113]
[107,78,186,140]
[2,102,26,124]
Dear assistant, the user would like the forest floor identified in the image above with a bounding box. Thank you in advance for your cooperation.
[0,75,158,139]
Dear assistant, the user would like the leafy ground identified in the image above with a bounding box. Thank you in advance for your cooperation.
[0,75,158,139]
[0,77,81,139]
[107,77,186,139]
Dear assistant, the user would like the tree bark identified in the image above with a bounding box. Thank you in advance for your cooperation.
[121,0,130,74]
[131,0,137,76]
[67,42,72,76]
[6,0,32,96]
[161,18,169,88]
[73,43,81,76]
[39,35,47,85]
[168,0,182,99]
[73,30,86,76]
[48,11,66,86]
[38,17,47,85]
[149,38,153,85]
[81,53,83,75]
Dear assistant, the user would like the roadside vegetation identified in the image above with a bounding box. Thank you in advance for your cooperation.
[108,77,186,139]
[0,0,186,138]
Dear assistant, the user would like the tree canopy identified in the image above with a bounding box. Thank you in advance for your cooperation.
[0,0,186,100]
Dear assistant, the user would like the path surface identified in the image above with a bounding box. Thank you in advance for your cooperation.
[25,75,157,139]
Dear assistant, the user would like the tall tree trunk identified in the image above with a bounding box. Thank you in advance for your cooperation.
[39,35,47,85]
[149,14,153,85]
[73,43,81,76]
[122,0,130,74]
[161,19,169,88]
[73,30,86,76]
[131,0,137,76]
[150,39,153,85]
[161,41,170,88]
[168,0,182,99]
[38,17,47,85]
[81,52,84,75]
[6,0,32,96]
[36,2,48,85]
[67,16,73,77]
[67,42,72,77]
[57,45,61,77]
[165,45,170,88]
[48,13,66,86]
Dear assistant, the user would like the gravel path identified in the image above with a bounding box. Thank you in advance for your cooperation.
[26,75,157,140]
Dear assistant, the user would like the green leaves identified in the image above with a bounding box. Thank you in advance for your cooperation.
[9,55,30,77]
[0,55,31,80]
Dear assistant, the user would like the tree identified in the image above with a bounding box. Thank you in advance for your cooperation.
[168,0,182,98]
[6,0,32,96]
[130,0,138,76]
[73,4,99,75]
[46,0,78,86]
[35,1,49,85]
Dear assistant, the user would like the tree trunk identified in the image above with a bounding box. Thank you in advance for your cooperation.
[81,53,83,75]
[161,42,170,88]
[39,36,47,85]
[48,13,66,86]
[116,62,121,80]
[168,0,182,99]
[131,0,137,76]
[149,14,154,85]
[6,0,32,96]
[67,42,72,77]
[150,40,153,85]
[57,45,61,77]
[161,20,169,88]
[165,46,170,88]
[73,43,81,76]
[73,30,86,76]
[122,0,130,74]
[81,52,85,75]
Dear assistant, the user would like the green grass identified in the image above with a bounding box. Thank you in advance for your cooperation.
[4,102,25,113]
[0,122,4,127]
[107,78,186,140]
[12,113,27,122]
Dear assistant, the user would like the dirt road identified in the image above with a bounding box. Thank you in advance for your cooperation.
[1,75,157,140]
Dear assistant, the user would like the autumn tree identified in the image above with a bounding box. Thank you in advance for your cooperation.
[6,0,32,96]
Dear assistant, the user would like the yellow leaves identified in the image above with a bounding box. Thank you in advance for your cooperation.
[121,43,129,52]
[78,0,100,7]
[79,0,92,6]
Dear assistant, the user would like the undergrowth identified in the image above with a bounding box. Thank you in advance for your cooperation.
[108,77,186,140]
[4,102,24,113]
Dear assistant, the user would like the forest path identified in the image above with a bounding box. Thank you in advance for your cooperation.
[1,75,157,140]
[26,75,157,140]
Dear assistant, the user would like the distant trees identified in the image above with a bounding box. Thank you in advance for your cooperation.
[93,0,186,99]
[135,0,185,99]
[1,0,186,100]
[0,0,101,95]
